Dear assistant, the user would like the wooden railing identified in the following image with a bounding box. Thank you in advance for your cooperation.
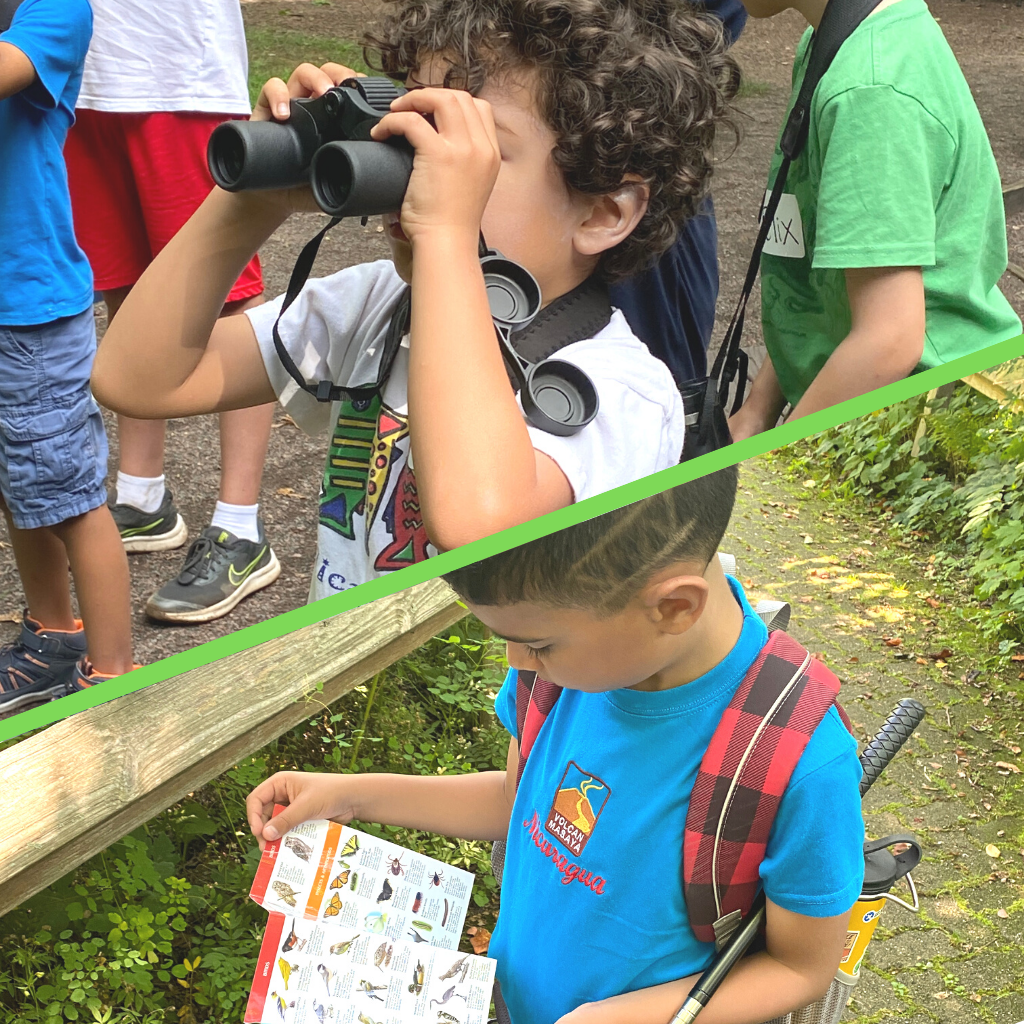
[0,580,462,918]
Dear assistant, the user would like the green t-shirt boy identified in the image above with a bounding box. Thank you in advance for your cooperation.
[730,0,1022,438]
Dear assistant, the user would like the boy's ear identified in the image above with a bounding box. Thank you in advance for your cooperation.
[573,177,649,259]
[642,574,710,635]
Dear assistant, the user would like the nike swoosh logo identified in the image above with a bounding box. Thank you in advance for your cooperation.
[121,518,165,537]
[228,546,268,587]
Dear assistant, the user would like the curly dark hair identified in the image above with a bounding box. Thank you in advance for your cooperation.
[363,0,740,280]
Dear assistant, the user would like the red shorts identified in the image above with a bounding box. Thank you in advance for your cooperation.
[65,109,263,301]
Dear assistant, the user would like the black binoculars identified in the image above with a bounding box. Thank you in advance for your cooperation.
[207,77,412,219]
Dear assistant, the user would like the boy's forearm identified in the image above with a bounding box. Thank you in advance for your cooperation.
[91,188,285,417]
[354,768,513,842]
[788,324,922,420]
[565,951,832,1024]
[408,234,561,550]
[729,354,787,439]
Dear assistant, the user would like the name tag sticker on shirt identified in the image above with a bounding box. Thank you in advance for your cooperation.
[760,190,806,259]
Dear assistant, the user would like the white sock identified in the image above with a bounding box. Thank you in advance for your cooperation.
[115,472,166,513]
[211,500,260,543]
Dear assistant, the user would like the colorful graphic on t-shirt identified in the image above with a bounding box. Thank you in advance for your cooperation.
[374,463,430,571]
[319,396,380,540]
[319,398,431,574]
[545,761,611,856]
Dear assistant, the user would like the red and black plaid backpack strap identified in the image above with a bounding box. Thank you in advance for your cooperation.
[682,631,849,947]
[514,669,564,785]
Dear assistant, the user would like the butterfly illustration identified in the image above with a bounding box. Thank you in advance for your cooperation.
[323,892,343,918]
[376,879,393,903]
[331,868,351,889]
[340,834,360,858]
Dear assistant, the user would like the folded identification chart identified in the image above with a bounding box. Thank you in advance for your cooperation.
[246,814,497,1024]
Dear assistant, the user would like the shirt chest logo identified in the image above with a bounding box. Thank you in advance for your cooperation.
[760,190,806,259]
[545,761,611,856]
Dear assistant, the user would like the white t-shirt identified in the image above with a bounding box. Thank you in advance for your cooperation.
[247,261,686,603]
[77,0,250,114]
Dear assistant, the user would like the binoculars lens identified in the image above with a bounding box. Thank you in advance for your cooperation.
[310,140,414,218]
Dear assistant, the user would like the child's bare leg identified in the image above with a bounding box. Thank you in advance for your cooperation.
[0,498,76,630]
[50,505,133,675]
[217,294,273,506]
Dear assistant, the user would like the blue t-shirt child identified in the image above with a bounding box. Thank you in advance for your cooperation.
[491,577,865,1024]
[0,0,93,325]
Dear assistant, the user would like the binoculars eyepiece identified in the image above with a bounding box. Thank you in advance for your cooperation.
[207,77,413,219]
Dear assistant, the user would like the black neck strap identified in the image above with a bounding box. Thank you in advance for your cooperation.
[272,221,610,406]
[709,0,884,417]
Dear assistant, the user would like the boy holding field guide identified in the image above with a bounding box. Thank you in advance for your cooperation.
[246,469,865,1024]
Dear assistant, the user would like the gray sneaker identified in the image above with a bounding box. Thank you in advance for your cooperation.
[109,489,188,553]
[144,522,281,623]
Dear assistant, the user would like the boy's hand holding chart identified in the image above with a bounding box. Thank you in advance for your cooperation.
[245,810,497,1024]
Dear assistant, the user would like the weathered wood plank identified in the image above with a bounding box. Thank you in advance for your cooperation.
[0,580,462,917]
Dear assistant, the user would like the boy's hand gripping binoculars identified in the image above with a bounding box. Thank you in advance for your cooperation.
[207,77,413,219]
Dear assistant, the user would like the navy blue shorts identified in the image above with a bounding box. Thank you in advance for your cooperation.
[0,308,109,530]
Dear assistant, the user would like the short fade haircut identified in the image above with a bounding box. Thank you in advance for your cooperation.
[443,466,739,612]
[364,0,739,280]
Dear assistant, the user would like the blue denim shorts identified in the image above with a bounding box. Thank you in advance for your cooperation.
[0,308,109,530]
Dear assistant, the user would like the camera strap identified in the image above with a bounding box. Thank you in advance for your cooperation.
[708,0,885,418]
[272,219,611,406]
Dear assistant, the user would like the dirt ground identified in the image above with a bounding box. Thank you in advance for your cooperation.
[1,0,1021,700]
[728,456,1024,1022]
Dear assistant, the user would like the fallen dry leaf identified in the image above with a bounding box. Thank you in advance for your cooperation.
[847,656,859,664]
[1011,654,1024,662]
[969,994,982,1003]
[884,638,903,647]
[985,844,1001,858]
[466,926,491,955]
[997,908,1009,919]
[276,487,308,499]
[0,611,20,624]
[925,597,943,609]
[799,595,813,604]
[916,657,928,665]
[995,761,1021,774]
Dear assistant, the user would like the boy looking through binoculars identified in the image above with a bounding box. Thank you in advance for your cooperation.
[92,0,738,600]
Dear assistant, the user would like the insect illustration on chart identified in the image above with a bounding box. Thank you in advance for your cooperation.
[284,835,313,861]
[436,1013,461,1024]
[331,866,351,889]
[317,963,335,997]
[277,958,298,990]
[430,986,467,1008]
[357,979,388,1001]
[272,881,300,908]
[376,878,394,903]
[358,1014,382,1024]
[408,960,425,995]
[442,898,450,927]
[373,941,394,971]
[407,927,429,943]
[364,911,388,933]
[281,919,307,953]
[329,934,360,956]
[323,893,343,918]
[430,870,445,888]
[411,919,433,932]
[350,871,359,891]
[387,853,407,876]
[412,891,424,913]
[438,955,469,983]
[340,834,361,858]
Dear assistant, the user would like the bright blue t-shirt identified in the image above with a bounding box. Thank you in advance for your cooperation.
[0,0,93,326]
[491,578,865,1024]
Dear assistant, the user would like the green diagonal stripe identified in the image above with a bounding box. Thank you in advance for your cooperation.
[2,330,1021,743]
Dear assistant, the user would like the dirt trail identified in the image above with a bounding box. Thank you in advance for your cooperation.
[728,456,1024,1022]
